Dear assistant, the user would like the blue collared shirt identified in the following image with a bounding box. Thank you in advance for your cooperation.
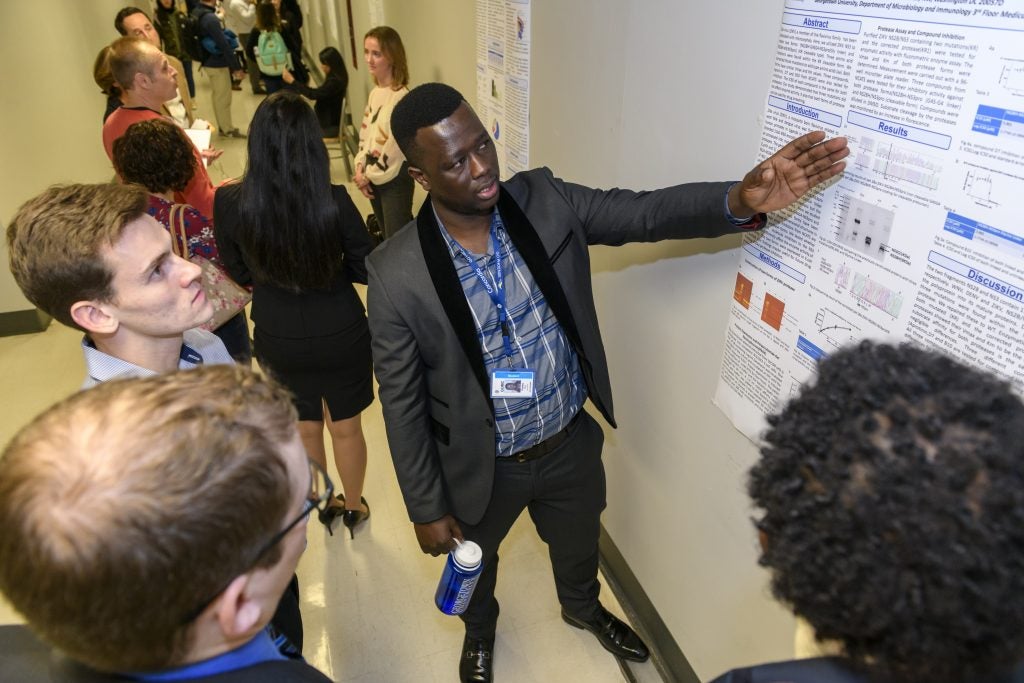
[437,209,586,457]
[127,629,283,682]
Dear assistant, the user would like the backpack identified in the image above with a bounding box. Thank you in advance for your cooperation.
[178,10,205,62]
[257,30,291,76]
[201,29,239,56]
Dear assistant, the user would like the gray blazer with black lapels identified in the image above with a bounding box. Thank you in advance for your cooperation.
[366,167,758,526]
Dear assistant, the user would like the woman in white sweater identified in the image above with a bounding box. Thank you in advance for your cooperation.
[353,26,413,240]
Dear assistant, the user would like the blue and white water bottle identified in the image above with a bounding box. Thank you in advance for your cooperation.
[435,539,483,615]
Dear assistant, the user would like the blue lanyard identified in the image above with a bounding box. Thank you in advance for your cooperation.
[451,225,516,363]
[179,344,203,365]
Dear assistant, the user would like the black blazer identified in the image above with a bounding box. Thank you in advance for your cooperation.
[290,73,347,136]
[214,183,373,338]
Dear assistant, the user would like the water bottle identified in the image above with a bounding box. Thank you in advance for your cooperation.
[434,539,483,615]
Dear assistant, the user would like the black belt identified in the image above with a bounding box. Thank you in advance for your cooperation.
[509,411,583,463]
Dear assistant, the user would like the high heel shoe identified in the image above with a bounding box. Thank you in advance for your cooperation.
[317,495,346,536]
[341,497,370,539]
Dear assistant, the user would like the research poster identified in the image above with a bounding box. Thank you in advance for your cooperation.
[475,0,530,178]
[714,0,1024,441]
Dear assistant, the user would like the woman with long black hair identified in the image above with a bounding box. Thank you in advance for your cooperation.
[214,91,374,538]
[284,46,349,137]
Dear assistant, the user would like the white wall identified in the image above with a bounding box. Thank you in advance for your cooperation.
[371,0,796,678]
[531,2,799,677]
[384,0,476,99]
[0,0,129,312]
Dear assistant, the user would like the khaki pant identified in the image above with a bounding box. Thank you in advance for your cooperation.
[204,66,234,132]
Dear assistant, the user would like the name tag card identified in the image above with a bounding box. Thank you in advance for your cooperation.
[491,369,535,398]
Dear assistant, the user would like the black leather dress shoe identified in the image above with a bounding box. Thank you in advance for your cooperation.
[562,606,650,662]
[459,636,494,682]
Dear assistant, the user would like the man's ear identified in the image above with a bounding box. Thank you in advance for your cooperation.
[214,574,264,640]
[408,166,430,192]
[133,70,151,92]
[69,300,119,336]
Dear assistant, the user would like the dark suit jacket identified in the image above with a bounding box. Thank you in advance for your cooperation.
[367,168,757,525]
[707,656,1024,683]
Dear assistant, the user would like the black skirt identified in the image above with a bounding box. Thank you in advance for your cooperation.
[254,316,373,421]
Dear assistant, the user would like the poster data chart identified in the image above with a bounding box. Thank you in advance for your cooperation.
[715,0,1024,441]
[475,0,530,179]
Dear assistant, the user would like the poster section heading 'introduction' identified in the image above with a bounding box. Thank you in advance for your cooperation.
[715,0,1024,441]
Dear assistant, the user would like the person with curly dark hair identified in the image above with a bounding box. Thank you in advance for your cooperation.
[112,118,251,363]
[709,341,1024,683]
[111,118,217,262]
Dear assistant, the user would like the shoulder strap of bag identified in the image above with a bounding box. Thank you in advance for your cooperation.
[169,203,190,259]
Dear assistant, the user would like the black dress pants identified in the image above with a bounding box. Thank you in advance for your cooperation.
[369,163,414,240]
[457,411,607,640]
[272,574,304,652]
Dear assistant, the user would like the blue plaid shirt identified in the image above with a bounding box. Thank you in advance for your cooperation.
[437,209,586,457]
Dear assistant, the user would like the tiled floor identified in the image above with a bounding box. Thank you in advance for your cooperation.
[0,79,661,681]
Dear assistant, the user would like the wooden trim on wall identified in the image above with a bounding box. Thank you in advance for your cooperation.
[0,309,51,338]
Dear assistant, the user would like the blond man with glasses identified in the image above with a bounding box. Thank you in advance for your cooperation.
[0,366,331,683]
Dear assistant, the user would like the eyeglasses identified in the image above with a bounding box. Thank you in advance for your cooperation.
[181,458,333,624]
[251,458,333,562]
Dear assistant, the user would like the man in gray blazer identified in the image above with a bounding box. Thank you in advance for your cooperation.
[367,82,849,682]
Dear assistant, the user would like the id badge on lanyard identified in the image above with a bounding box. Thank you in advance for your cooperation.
[453,225,536,399]
[491,369,534,398]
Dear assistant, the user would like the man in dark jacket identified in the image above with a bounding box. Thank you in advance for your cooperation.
[368,82,849,682]
[193,0,245,137]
